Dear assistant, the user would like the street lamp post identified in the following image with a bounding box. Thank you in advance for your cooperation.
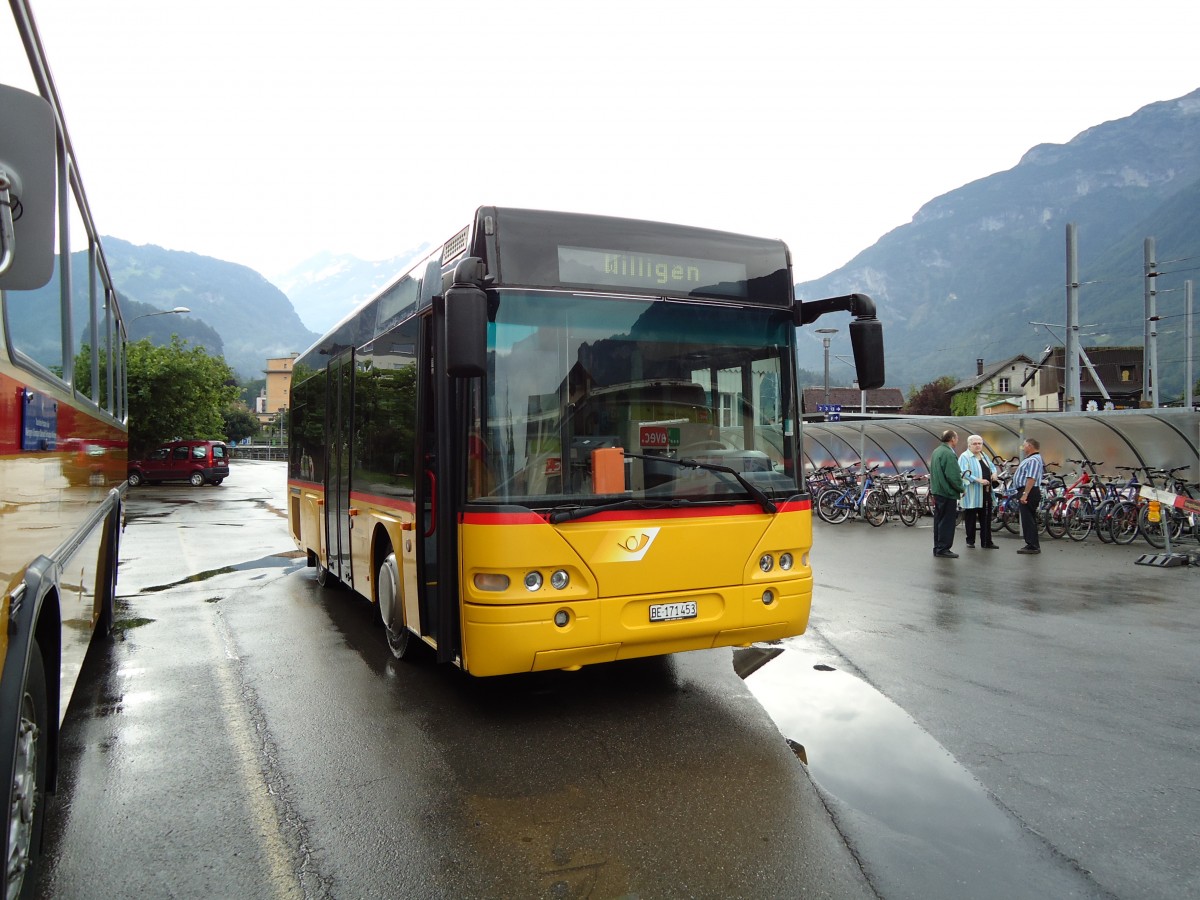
[133,306,190,320]
[816,328,838,406]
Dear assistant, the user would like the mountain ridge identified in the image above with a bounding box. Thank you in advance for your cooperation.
[797,88,1200,397]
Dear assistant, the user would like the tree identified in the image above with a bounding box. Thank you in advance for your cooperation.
[903,376,957,416]
[222,405,262,445]
[127,336,239,457]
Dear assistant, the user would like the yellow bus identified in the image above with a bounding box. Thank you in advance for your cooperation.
[1,1,129,891]
[288,207,883,675]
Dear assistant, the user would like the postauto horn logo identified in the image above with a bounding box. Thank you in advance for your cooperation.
[600,527,661,563]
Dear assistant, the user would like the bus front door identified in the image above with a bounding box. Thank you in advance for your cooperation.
[326,350,354,586]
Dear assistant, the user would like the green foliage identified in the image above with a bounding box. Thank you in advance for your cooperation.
[127,336,239,457]
[239,377,266,409]
[903,376,957,416]
[950,388,978,417]
[222,405,262,445]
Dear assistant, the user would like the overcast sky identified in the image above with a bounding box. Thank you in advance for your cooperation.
[12,0,1200,285]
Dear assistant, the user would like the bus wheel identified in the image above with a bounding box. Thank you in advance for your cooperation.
[315,563,335,588]
[378,550,412,659]
[5,640,48,900]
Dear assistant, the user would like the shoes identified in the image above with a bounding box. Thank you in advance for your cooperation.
[934,550,959,558]
[966,543,975,548]
[1017,547,1041,554]
[981,544,1000,550]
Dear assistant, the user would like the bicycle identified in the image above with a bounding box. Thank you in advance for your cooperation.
[862,470,921,527]
[1093,466,1144,544]
[991,458,1023,534]
[1044,459,1103,541]
[816,464,880,524]
[1106,466,1193,546]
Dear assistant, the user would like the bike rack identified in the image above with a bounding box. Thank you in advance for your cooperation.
[1133,486,1196,568]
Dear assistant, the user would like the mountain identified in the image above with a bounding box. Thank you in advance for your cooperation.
[270,247,431,334]
[103,237,319,379]
[797,88,1200,398]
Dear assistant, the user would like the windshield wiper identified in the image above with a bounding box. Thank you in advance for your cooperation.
[623,452,778,514]
[547,497,694,524]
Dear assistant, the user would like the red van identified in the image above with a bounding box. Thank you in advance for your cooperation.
[128,440,230,487]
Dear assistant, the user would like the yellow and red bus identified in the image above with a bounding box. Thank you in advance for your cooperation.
[289,207,883,676]
[1,1,127,890]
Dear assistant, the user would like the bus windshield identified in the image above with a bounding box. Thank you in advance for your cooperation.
[475,290,799,507]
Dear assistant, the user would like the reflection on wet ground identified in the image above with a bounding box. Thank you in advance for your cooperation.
[136,552,307,594]
[737,638,1102,900]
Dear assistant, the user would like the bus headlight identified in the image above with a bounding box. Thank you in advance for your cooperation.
[758,553,774,573]
[524,571,543,591]
[779,552,794,571]
[762,589,775,606]
[554,609,570,627]
[550,569,570,590]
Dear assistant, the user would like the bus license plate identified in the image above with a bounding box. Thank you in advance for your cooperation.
[649,601,697,622]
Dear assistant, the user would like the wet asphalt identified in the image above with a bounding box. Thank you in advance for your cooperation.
[34,461,1200,899]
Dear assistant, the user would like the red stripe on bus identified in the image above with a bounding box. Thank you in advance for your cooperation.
[461,499,809,526]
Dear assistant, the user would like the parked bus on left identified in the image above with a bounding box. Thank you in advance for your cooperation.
[1,1,128,894]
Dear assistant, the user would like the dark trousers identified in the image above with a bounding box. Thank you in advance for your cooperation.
[963,490,994,546]
[933,495,958,553]
[1018,487,1041,549]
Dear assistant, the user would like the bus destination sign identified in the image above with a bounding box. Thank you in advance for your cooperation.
[558,246,749,297]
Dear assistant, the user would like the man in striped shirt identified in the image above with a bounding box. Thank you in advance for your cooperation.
[1014,438,1044,554]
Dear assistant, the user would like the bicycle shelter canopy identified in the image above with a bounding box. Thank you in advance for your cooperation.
[802,410,1200,484]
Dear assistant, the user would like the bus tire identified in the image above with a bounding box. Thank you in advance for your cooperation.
[377,550,413,659]
[5,639,48,900]
[315,563,336,589]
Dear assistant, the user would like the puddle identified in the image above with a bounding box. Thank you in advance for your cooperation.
[737,638,1098,900]
[137,552,306,593]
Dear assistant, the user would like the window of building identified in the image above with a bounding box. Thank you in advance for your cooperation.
[998,377,1011,393]
[1120,367,1133,383]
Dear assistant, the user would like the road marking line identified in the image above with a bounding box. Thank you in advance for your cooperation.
[210,611,305,899]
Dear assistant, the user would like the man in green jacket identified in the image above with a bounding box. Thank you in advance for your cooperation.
[930,429,964,557]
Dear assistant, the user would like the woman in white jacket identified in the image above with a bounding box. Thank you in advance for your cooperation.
[958,434,1000,549]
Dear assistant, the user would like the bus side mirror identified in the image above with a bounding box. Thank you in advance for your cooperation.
[0,84,56,289]
[444,284,487,378]
[850,317,885,390]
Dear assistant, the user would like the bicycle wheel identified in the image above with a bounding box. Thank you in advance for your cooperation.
[1093,498,1117,544]
[1138,504,1184,549]
[998,499,1021,534]
[1066,497,1094,541]
[817,488,851,524]
[1110,501,1141,545]
[897,491,919,526]
[1044,497,1069,539]
[862,489,888,526]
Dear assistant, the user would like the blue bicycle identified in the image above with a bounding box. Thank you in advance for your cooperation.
[816,465,880,524]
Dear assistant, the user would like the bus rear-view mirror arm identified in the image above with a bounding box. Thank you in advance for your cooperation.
[795,292,886,391]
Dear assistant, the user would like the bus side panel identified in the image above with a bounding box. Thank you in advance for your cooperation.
[289,481,327,569]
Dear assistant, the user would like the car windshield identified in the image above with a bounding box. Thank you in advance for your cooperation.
[471,290,800,508]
